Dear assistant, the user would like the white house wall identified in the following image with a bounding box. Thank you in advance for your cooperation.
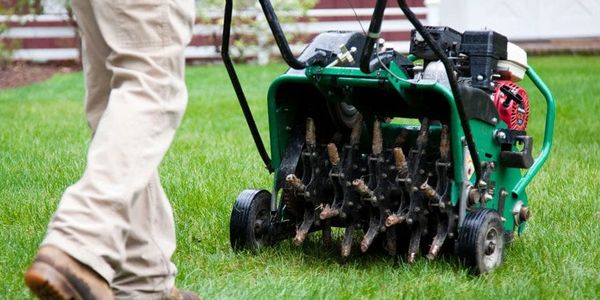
[438,0,600,40]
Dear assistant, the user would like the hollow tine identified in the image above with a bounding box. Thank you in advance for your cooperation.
[352,179,374,199]
[439,125,450,161]
[427,222,448,260]
[286,174,305,192]
[327,143,340,166]
[293,210,314,246]
[320,204,340,220]
[360,214,380,252]
[372,119,383,155]
[393,147,408,173]
[416,118,430,147]
[306,117,316,146]
[385,214,405,227]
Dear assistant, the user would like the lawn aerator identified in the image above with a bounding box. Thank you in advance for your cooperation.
[222,0,555,274]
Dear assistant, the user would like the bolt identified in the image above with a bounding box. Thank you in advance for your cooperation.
[495,130,507,142]
[484,194,493,202]
[468,188,481,204]
[520,206,531,222]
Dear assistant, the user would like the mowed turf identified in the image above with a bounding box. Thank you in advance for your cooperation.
[1,56,599,299]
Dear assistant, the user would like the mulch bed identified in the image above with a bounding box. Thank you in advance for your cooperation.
[0,62,79,90]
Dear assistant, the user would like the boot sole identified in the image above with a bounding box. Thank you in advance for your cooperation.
[25,261,81,300]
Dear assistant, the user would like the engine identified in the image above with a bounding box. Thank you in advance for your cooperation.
[409,27,531,131]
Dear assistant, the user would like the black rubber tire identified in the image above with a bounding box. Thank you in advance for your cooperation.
[230,189,272,251]
[457,209,505,274]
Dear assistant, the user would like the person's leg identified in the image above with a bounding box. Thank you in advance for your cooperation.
[24,0,115,298]
[110,172,178,298]
[33,0,195,296]
[78,3,112,134]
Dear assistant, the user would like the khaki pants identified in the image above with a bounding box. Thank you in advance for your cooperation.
[42,0,195,298]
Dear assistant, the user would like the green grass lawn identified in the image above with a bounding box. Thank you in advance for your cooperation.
[1,56,599,299]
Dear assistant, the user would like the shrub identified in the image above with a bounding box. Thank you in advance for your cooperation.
[197,0,318,64]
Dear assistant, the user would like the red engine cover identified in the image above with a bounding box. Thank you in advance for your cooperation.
[493,80,529,131]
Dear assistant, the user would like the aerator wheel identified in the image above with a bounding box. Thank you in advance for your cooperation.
[458,209,505,274]
[230,189,271,251]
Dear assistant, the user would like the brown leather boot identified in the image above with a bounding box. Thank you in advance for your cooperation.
[169,288,200,300]
[24,246,114,300]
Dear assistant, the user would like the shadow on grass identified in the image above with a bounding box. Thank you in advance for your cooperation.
[229,229,480,278]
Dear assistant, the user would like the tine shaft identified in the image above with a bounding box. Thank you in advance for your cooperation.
[350,114,363,145]
[322,223,332,247]
[341,226,354,258]
[407,223,423,264]
[386,228,397,256]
